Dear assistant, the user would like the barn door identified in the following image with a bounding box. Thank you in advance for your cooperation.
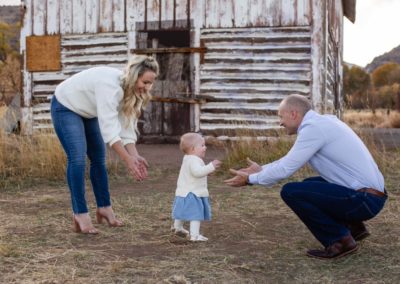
[136,30,192,142]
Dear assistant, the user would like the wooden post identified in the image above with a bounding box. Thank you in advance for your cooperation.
[310,0,326,113]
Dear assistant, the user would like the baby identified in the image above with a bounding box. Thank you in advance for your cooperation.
[171,132,221,241]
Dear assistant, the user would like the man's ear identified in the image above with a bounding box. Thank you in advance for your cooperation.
[290,110,298,120]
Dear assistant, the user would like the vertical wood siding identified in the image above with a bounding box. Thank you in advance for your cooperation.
[47,0,60,34]
[199,26,311,136]
[25,0,312,36]
[205,0,311,28]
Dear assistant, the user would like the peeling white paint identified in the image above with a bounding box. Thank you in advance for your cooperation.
[20,0,346,138]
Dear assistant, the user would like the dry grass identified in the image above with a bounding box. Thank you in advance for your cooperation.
[0,130,399,283]
[0,131,66,188]
[0,106,7,117]
[0,153,399,283]
[0,131,122,189]
[343,109,400,128]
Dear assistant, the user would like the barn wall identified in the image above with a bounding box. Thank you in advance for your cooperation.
[20,0,346,138]
[30,33,128,132]
[22,0,313,36]
[199,26,311,137]
[204,0,311,28]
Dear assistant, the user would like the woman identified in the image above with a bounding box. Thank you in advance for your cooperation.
[51,55,159,234]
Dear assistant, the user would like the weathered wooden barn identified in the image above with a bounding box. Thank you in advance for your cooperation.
[20,0,356,140]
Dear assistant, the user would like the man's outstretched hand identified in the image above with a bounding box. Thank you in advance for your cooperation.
[224,158,262,187]
[241,158,262,174]
[224,169,249,187]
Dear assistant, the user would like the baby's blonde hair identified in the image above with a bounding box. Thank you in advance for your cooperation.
[180,132,203,154]
[120,55,159,121]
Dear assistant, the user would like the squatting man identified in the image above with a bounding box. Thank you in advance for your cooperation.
[225,94,387,260]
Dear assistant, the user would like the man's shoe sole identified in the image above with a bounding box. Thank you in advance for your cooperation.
[354,231,370,241]
[306,245,358,260]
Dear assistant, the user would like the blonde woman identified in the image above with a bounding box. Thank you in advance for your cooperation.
[51,55,159,234]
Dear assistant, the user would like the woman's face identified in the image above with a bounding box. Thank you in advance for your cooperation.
[135,71,157,96]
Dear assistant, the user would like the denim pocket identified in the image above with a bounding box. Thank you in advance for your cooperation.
[345,194,386,222]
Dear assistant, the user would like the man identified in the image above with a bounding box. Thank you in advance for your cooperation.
[225,94,387,259]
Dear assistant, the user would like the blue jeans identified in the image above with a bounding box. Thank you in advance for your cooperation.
[51,96,111,214]
[280,176,387,247]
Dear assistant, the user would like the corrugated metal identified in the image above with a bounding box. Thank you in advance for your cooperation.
[199,26,311,137]
[31,32,128,132]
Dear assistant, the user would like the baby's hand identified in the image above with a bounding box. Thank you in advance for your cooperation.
[212,160,222,169]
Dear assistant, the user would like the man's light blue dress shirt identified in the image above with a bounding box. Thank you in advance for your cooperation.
[249,110,385,192]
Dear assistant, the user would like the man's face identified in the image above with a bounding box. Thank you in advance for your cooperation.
[278,104,300,135]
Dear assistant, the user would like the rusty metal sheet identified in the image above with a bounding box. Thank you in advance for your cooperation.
[26,35,61,72]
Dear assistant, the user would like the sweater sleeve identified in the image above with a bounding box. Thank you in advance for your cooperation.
[94,82,124,146]
[188,157,215,178]
[118,113,138,145]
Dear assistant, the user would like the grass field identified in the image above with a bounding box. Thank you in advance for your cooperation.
[1,140,399,283]
[343,109,400,128]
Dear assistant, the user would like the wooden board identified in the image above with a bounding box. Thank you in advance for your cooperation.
[26,35,61,72]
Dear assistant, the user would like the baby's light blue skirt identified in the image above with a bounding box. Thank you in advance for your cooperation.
[172,192,211,221]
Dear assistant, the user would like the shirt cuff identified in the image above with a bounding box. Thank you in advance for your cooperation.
[108,136,121,147]
[121,138,137,146]
[248,174,257,185]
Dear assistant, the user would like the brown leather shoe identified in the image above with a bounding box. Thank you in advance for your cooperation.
[347,222,370,241]
[306,235,358,259]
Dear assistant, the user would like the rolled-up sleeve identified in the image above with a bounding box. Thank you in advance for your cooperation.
[119,114,138,145]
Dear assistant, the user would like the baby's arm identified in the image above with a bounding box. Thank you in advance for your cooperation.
[190,158,217,178]
[212,160,221,169]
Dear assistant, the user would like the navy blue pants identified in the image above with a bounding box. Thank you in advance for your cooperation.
[51,96,111,214]
[280,176,387,247]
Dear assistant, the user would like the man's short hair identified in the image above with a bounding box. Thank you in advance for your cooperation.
[281,94,312,115]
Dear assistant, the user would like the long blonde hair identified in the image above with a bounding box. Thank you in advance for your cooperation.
[120,55,159,120]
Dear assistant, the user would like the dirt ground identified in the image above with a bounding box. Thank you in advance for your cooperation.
[1,144,399,283]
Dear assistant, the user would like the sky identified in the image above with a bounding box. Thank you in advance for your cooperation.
[1,0,400,68]
[344,0,400,67]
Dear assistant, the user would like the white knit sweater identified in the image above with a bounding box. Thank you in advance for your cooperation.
[54,66,137,146]
[175,155,216,198]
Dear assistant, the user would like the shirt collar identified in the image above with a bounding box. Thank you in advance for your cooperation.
[297,110,316,133]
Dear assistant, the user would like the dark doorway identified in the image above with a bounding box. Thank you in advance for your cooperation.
[136,30,192,142]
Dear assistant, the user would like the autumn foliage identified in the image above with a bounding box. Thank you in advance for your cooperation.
[0,21,21,106]
[344,62,400,112]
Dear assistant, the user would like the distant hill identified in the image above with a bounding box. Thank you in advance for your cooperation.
[365,45,400,73]
[0,5,20,25]
[344,62,364,70]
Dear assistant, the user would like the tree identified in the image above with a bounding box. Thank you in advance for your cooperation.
[343,65,371,108]
[371,62,400,87]
[0,22,16,62]
[0,21,21,105]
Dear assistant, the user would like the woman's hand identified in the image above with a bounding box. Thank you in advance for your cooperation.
[136,154,149,179]
[123,143,149,181]
[124,154,148,181]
